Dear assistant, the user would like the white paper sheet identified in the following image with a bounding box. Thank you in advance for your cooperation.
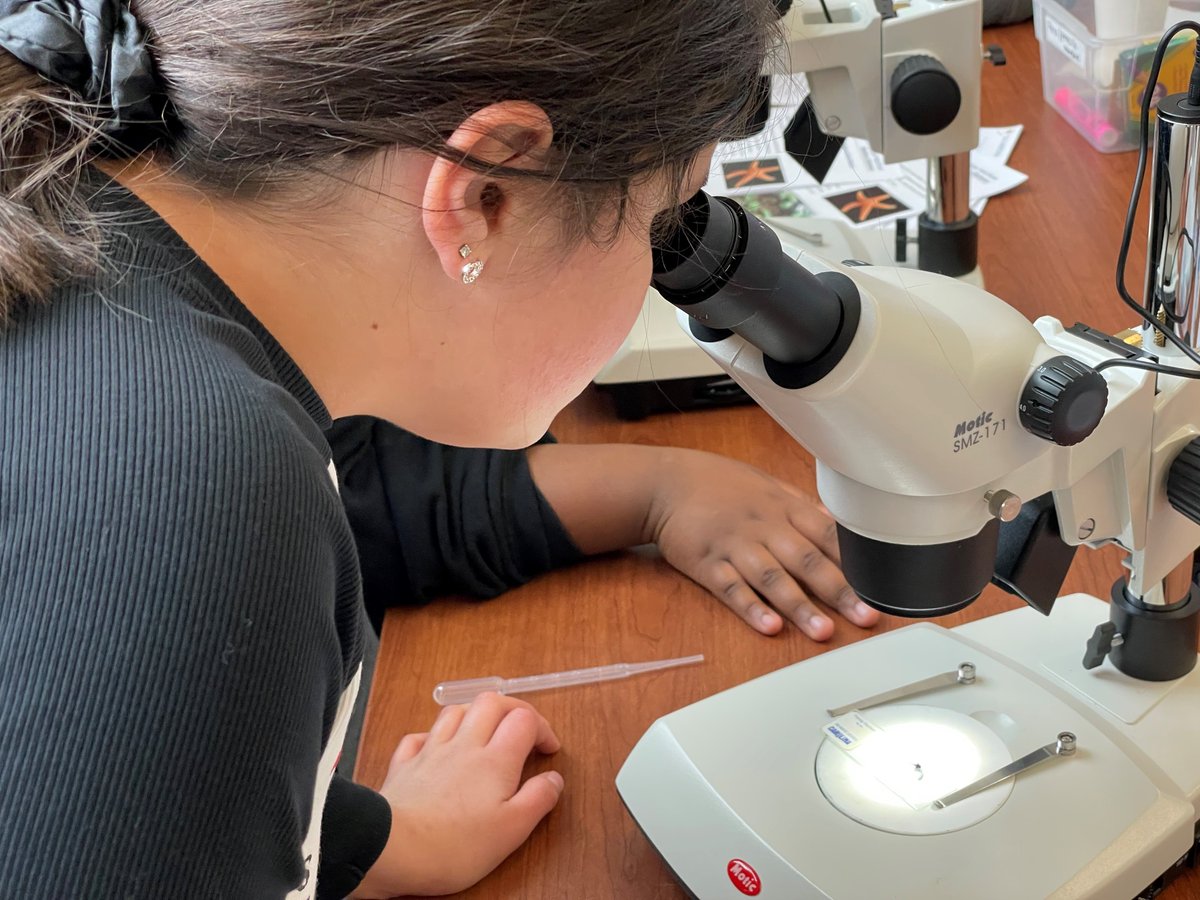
[703,76,1028,228]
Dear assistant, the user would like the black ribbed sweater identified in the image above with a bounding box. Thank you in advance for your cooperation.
[0,173,581,898]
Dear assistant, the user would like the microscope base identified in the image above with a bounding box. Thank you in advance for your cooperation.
[617,595,1200,899]
[594,216,982,419]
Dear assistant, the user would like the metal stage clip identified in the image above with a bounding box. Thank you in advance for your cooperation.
[827,662,977,717]
[933,732,1077,809]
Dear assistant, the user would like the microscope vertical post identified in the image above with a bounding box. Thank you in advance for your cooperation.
[1094,92,1200,681]
[927,152,972,224]
[918,151,979,277]
[1146,96,1200,353]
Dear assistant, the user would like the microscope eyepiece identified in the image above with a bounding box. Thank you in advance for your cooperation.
[651,191,742,300]
[651,191,860,377]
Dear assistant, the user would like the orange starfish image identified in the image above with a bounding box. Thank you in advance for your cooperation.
[723,158,783,188]
[838,189,899,223]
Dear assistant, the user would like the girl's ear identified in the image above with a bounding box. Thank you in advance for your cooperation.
[421,102,554,283]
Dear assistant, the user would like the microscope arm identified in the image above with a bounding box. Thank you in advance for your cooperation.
[679,252,1187,609]
[778,0,982,164]
[651,190,1200,648]
[770,0,987,274]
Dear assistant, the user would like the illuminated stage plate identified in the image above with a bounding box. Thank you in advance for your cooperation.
[814,704,1015,836]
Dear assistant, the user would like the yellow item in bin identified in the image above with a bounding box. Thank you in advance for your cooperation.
[1125,33,1198,128]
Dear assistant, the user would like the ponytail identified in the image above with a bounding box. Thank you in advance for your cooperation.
[0,53,104,320]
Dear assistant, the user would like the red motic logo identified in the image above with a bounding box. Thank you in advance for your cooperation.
[727,858,761,895]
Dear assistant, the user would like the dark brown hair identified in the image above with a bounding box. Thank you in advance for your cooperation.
[0,0,778,317]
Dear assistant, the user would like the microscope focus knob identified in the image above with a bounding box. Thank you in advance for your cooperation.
[1018,356,1109,446]
[1167,436,1200,525]
[890,55,962,135]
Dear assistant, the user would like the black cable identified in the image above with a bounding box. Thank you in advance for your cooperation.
[1114,22,1200,372]
[1164,227,1198,324]
[1095,357,1200,379]
[818,0,833,23]
[1190,32,1200,104]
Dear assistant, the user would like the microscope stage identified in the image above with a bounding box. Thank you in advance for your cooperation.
[813,703,1017,836]
[616,596,1200,899]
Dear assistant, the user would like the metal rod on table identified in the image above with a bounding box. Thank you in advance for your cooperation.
[768,219,826,247]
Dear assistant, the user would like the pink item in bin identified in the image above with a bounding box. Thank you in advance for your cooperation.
[1054,86,1121,150]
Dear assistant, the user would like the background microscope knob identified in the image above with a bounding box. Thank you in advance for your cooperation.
[1167,436,1200,525]
[890,55,962,135]
[1018,356,1109,446]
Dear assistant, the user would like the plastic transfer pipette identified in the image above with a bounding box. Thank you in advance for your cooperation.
[433,654,704,706]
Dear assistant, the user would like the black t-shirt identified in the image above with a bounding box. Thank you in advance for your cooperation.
[0,173,580,898]
[329,417,581,634]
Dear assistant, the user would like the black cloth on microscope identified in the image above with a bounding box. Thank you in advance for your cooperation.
[327,417,585,634]
[983,0,1032,26]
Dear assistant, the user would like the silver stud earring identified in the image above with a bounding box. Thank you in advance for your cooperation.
[458,244,472,259]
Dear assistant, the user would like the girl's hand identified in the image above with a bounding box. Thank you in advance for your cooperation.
[354,693,563,898]
[647,450,881,640]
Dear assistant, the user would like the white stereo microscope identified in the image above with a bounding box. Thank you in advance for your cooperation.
[596,0,1000,419]
[617,24,1200,900]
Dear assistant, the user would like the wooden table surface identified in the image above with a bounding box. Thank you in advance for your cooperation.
[356,21,1198,900]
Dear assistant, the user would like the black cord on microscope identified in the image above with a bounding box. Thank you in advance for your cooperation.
[1094,357,1200,379]
[1114,22,1200,374]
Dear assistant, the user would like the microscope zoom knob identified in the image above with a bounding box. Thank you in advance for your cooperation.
[1018,356,1109,446]
[890,55,962,135]
[1167,436,1200,525]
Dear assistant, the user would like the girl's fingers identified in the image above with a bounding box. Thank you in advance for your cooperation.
[697,560,784,635]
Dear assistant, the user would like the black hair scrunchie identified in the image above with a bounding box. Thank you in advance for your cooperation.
[0,0,172,153]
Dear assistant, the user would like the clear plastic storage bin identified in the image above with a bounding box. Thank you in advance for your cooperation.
[1035,0,1195,153]
[1055,0,1166,39]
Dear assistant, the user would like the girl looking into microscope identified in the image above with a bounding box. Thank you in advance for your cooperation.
[0,0,874,895]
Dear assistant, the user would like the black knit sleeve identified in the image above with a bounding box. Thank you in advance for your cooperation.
[317,777,393,900]
[328,416,584,632]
